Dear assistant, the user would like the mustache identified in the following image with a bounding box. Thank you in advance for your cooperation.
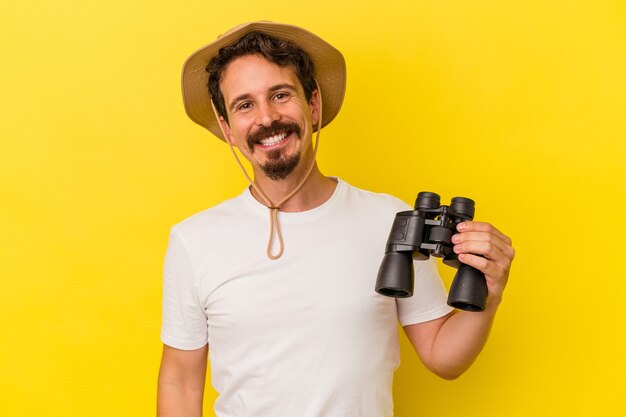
[246,121,302,153]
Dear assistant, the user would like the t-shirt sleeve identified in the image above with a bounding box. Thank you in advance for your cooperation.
[396,257,454,326]
[160,228,208,350]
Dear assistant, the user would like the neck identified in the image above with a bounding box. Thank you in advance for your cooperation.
[250,164,337,212]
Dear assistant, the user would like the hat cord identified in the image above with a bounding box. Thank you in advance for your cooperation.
[210,82,323,260]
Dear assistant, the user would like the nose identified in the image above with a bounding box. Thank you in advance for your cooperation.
[255,100,280,127]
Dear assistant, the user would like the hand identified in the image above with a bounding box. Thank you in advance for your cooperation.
[451,221,515,307]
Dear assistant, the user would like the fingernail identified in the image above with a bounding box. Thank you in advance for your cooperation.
[457,223,466,231]
[452,234,460,243]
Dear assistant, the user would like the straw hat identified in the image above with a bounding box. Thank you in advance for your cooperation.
[181,21,347,141]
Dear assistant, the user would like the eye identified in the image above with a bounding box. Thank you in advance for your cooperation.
[236,101,253,112]
[273,92,290,102]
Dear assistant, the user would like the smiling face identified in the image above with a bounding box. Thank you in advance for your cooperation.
[218,54,320,181]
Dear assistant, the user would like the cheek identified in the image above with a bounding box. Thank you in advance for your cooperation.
[229,119,252,140]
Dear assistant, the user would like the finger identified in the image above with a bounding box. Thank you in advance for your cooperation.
[454,240,511,270]
[452,231,516,260]
[458,252,508,281]
[457,221,512,246]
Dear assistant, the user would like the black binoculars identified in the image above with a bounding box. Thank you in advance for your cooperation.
[375,192,488,312]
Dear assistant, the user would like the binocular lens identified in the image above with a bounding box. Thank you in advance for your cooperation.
[415,192,441,210]
[375,252,414,298]
[450,197,475,219]
[447,263,487,311]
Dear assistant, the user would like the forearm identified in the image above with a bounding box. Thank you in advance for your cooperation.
[423,220,514,379]
[428,301,500,379]
[157,378,204,417]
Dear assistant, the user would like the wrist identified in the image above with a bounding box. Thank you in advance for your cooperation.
[484,295,502,313]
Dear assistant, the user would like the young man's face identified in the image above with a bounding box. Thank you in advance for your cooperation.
[218,54,320,181]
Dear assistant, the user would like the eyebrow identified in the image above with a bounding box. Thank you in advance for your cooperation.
[269,83,297,93]
[228,83,298,111]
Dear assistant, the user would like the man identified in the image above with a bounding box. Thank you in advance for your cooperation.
[158,22,515,417]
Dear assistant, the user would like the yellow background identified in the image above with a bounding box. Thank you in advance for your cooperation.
[1,1,625,416]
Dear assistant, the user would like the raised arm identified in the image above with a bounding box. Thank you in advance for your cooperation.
[157,344,208,417]
[404,221,515,380]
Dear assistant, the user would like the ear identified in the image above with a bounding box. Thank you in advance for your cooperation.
[218,116,236,146]
[309,89,321,129]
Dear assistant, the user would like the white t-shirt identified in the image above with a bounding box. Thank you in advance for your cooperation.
[161,179,453,417]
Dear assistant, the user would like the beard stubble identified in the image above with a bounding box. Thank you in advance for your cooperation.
[247,121,303,181]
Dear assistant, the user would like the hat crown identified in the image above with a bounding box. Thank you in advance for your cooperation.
[181,21,346,141]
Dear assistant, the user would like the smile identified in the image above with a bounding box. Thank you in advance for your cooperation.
[246,121,302,153]
[259,132,288,147]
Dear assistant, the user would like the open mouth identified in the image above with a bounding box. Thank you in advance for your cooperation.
[258,132,288,147]
[247,121,301,153]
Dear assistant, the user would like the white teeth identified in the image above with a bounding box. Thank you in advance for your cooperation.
[259,133,287,146]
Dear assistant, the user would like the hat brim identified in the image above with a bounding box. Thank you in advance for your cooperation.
[181,21,347,141]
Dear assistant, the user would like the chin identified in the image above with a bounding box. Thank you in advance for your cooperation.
[260,153,301,180]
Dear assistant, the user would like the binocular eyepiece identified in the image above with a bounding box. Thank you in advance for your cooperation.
[375,192,488,312]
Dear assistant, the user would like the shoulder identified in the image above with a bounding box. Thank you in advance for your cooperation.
[171,190,252,240]
[338,179,412,213]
